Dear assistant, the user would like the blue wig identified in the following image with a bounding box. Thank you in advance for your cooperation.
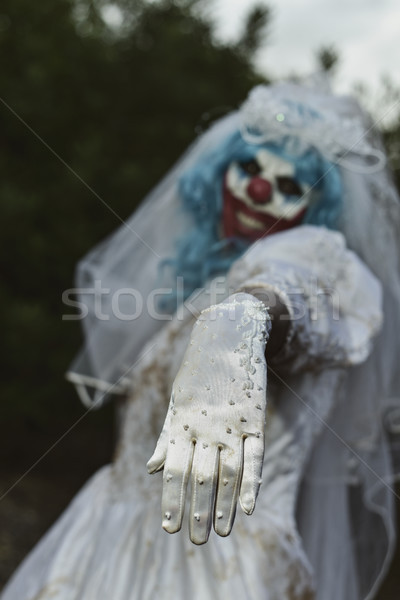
[160,129,343,310]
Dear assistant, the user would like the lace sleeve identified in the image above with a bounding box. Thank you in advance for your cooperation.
[227,225,383,373]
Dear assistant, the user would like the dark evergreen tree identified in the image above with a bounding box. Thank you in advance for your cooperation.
[0,0,270,422]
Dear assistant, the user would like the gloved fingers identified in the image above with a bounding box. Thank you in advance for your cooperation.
[189,443,220,545]
[239,433,265,515]
[213,442,244,537]
[161,438,195,534]
[146,410,172,474]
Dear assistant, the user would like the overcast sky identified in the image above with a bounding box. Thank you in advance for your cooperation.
[209,0,400,97]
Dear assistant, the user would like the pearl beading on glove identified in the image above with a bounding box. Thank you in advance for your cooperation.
[147,294,271,544]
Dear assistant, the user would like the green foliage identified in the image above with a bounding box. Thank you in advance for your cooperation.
[315,45,339,73]
[0,0,270,423]
[236,4,271,58]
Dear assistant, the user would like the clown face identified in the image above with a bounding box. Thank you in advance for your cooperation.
[223,148,311,241]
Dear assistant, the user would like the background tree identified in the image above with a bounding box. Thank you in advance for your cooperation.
[0,0,270,424]
[315,44,339,74]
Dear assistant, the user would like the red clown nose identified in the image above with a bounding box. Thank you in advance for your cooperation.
[246,177,272,203]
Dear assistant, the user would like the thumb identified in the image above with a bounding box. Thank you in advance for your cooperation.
[146,406,172,474]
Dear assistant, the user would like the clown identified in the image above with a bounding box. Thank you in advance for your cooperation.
[222,147,313,238]
[171,125,342,305]
[3,84,400,600]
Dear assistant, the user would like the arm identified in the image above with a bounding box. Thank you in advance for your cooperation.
[147,293,271,544]
[147,229,383,544]
[240,286,291,360]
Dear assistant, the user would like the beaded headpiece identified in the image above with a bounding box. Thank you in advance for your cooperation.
[240,85,385,173]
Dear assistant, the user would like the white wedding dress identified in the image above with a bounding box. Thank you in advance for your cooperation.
[1,226,386,600]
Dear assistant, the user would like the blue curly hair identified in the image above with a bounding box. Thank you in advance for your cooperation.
[160,129,342,310]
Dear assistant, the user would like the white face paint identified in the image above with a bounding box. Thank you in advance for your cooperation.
[225,148,310,227]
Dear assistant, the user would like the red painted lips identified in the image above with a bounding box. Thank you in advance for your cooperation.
[222,177,306,241]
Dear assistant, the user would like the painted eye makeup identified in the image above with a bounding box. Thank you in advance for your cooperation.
[238,159,261,176]
[276,176,303,196]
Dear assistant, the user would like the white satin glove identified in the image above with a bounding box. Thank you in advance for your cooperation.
[147,293,270,544]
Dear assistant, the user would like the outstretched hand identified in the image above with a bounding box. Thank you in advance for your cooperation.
[147,293,270,544]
